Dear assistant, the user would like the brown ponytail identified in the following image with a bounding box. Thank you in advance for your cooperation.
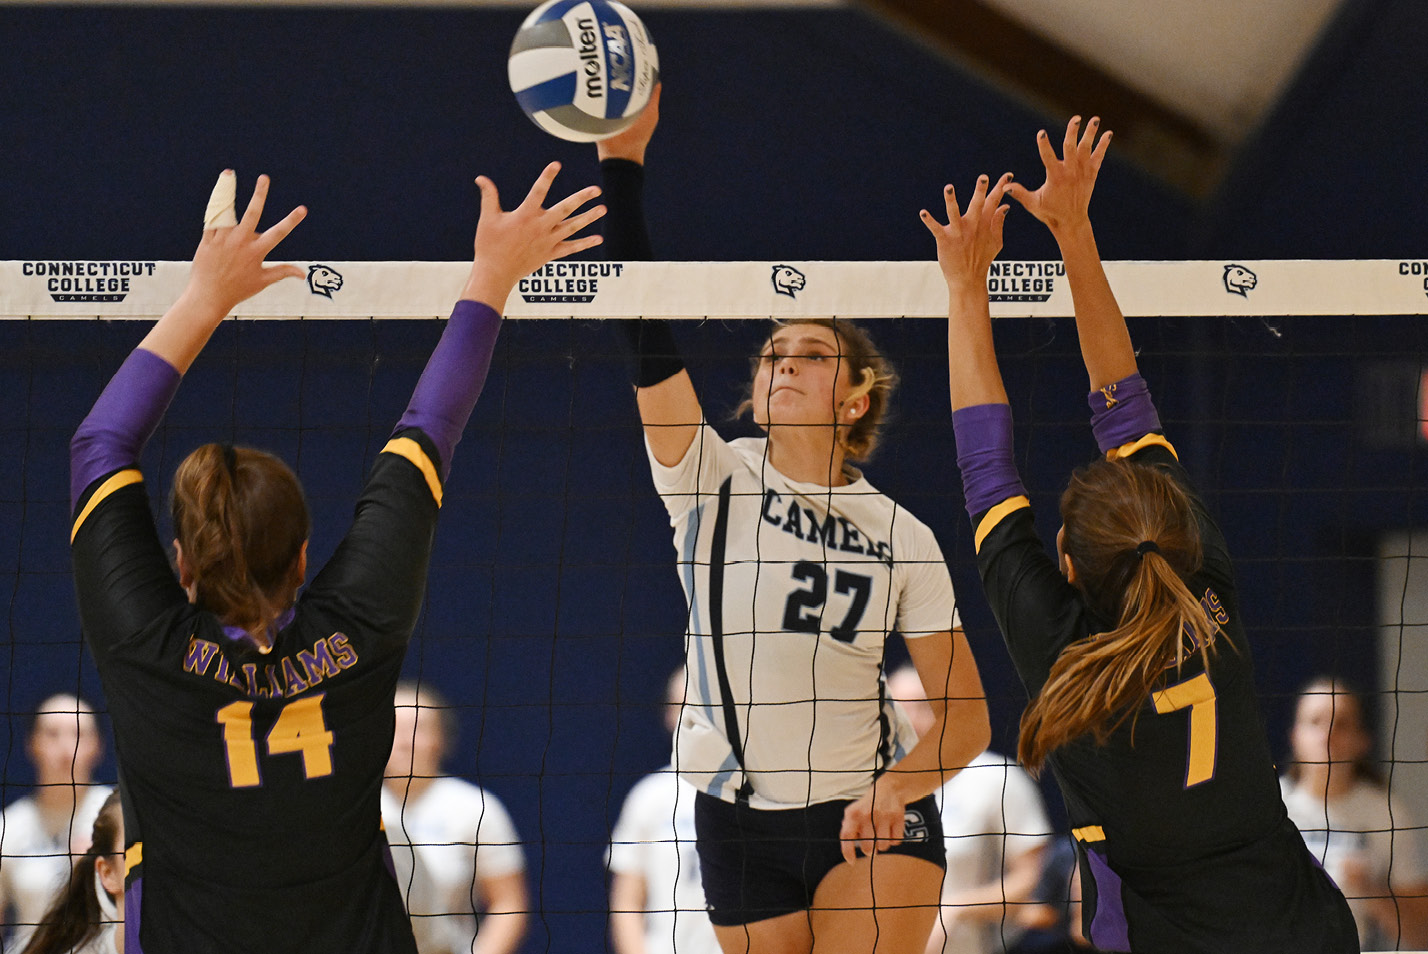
[21,790,123,954]
[1019,458,1221,772]
[170,444,310,647]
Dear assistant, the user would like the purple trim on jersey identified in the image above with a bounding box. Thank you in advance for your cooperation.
[381,837,398,881]
[125,876,144,954]
[220,606,296,645]
[1088,373,1162,454]
[953,403,1028,518]
[70,347,181,510]
[1085,847,1131,951]
[394,299,503,480]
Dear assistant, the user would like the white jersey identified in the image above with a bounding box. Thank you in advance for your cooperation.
[650,425,960,808]
[934,752,1052,954]
[0,786,112,949]
[71,922,120,954]
[381,778,525,954]
[606,767,720,954]
[1281,775,1428,950]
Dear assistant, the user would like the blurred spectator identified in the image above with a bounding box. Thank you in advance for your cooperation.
[1007,837,1102,954]
[887,666,1051,954]
[20,789,123,954]
[383,682,528,954]
[1,694,113,949]
[1281,676,1428,950]
[606,667,720,954]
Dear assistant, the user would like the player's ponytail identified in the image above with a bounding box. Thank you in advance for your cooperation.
[1019,458,1221,773]
[20,790,123,954]
[170,444,310,648]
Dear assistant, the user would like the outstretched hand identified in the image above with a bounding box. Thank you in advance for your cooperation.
[187,172,307,316]
[921,172,1012,293]
[461,162,605,309]
[596,82,661,165]
[139,172,306,372]
[1006,116,1111,237]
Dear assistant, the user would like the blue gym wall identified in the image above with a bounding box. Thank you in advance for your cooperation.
[2,3,1426,951]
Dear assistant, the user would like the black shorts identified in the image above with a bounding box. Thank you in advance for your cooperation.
[693,790,945,927]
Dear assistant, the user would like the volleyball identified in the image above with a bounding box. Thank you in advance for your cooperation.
[508,0,659,143]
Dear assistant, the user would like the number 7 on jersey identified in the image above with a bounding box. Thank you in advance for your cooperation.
[1152,672,1218,787]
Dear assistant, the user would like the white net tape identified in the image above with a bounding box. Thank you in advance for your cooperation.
[4,259,1426,319]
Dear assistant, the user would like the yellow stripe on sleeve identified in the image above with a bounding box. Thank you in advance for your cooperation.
[973,496,1031,554]
[381,437,443,507]
[71,469,143,543]
[1072,825,1105,843]
[124,842,143,876]
[1107,433,1179,462]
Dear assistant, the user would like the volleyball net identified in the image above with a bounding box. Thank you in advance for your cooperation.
[3,258,1427,952]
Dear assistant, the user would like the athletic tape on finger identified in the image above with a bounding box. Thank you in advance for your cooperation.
[204,170,238,229]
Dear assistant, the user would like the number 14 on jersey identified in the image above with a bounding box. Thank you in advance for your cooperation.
[216,694,335,788]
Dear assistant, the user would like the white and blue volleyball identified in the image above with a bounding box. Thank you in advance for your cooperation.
[508,0,659,142]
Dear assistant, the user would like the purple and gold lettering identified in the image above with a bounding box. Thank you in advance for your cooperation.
[183,638,219,676]
[280,657,310,695]
[329,634,359,669]
[297,640,342,686]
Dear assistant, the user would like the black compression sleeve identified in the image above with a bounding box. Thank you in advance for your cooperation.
[600,158,654,260]
[601,157,685,388]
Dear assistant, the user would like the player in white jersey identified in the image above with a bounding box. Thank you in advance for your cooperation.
[1280,677,1428,949]
[598,87,990,954]
[1,695,112,950]
[888,666,1051,954]
[383,682,528,954]
[607,668,720,954]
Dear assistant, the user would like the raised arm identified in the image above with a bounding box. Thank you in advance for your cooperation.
[394,161,606,481]
[69,172,306,646]
[1005,117,1134,392]
[139,172,307,373]
[307,164,604,635]
[71,171,305,513]
[597,86,702,467]
[925,172,1033,532]
[925,172,1012,415]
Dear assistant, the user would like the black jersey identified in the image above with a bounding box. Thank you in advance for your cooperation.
[974,434,1357,953]
[70,428,443,954]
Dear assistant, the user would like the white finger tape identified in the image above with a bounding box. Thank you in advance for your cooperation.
[204,170,238,229]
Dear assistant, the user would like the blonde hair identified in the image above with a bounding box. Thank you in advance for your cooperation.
[1019,458,1220,772]
[737,318,898,462]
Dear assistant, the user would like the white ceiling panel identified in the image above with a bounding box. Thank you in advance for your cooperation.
[977,0,1347,138]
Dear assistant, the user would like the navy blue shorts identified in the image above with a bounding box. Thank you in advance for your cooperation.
[693,790,945,927]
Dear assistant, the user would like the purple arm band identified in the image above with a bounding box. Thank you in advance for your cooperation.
[1088,372,1162,453]
[394,298,503,480]
[953,403,1028,518]
[70,348,181,511]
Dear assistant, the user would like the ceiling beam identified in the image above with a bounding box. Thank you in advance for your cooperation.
[857,0,1230,196]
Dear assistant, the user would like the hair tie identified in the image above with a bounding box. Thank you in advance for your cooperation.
[1135,540,1160,558]
[221,443,238,477]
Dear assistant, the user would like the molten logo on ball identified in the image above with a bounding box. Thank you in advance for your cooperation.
[508,0,659,143]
